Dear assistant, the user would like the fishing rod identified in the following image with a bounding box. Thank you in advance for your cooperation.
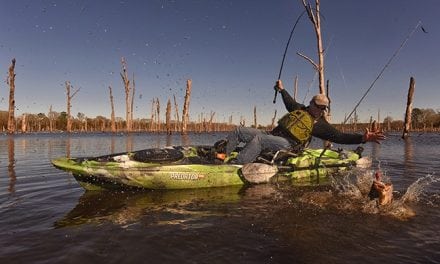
[273,10,307,104]
[343,20,423,124]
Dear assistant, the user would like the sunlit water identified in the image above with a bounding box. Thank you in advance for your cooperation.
[1,132,439,263]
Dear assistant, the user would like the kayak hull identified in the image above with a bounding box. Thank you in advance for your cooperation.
[52,158,244,190]
[52,146,368,190]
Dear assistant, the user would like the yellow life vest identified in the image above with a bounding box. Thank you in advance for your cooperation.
[277,110,313,144]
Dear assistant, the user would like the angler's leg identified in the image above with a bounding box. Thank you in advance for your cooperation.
[225,127,261,155]
[236,133,290,164]
[260,134,291,152]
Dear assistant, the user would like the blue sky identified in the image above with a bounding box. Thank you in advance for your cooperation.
[0,0,439,125]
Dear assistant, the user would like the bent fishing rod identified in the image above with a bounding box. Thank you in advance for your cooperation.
[273,10,307,104]
[343,20,423,124]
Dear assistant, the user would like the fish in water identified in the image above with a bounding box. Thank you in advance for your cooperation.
[368,170,393,205]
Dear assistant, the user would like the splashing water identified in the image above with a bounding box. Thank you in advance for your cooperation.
[401,173,439,204]
[329,168,375,198]
[297,167,439,220]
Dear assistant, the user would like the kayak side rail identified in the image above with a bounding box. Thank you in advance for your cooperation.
[276,160,358,172]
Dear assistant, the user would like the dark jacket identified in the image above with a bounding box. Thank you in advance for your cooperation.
[271,89,364,145]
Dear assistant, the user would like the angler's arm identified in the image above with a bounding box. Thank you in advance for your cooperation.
[312,119,364,144]
[275,80,303,112]
[280,89,303,112]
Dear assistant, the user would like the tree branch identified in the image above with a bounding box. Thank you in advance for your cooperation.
[296,52,318,70]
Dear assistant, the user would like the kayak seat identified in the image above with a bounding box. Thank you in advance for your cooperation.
[132,148,184,163]
[257,149,298,165]
[213,139,228,153]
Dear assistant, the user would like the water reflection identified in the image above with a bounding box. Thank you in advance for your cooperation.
[66,135,71,158]
[126,134,134,152]
[166,134,172,146]
[0,133,438,263]
[55,186,243,228]
[110,134,116,153]
[8,136,16,194]
[181,133,190,146]
[404,137,414,171]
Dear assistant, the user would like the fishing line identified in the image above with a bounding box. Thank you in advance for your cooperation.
[273,9,307,104]
[343,21,423,124]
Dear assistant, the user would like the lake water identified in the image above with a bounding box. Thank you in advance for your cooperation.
[1,132,439,263]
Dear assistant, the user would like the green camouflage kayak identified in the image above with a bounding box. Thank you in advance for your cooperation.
[51,145,370,190]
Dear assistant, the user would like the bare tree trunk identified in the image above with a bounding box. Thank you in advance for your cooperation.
[253,106,257,128]
[21,114,27,132]
[109,86,116,132]
[156,98,160,132]
[181,79,192,134]
[48,105,54,132]
[66,81,71,132]
[173,94,180,132]
[208,111,215,132]
[302,0,330,148]
[7,58,16,134]
[302,0,325,95]
[65,81,80,133]
[120,57,132,132]
[270,110,277,130]
[131,73,135,130]
[371,120,378,132]
[377,109,381,131]
[166,98,172,135]
[150,99,155,132]
[402,77,415,139]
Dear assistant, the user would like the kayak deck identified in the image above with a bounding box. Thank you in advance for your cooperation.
[52,146,368,190]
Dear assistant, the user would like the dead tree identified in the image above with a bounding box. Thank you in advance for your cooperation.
[120,57,133,132]
[301,0,331,147]
[377,109,381,131]
[173,94,180,132]
[7,58,16,134]
[402,77,415,139]
[156,98,160,131]
[166,98,172,135]
[181,79,192,134]
[208,111,215,132]
[48,105,54,132]
[66,81,80,132]
[109,86,116,132]
[371,120,378,132]
[21,114,27,132]
[300,0,325,95]
[253,106,257,128]
[270,110,277,130]
[293,75,298,101]
[131,73,135,130]
[149,99,155,132]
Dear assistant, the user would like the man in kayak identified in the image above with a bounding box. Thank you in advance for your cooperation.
[217,80,386,164]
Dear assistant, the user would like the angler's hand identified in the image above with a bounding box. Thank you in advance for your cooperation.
[363,128,386,144]
[274,80,284,92]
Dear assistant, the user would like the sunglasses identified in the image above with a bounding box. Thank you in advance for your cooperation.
[313,102,327,110]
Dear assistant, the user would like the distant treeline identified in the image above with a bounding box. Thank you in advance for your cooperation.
[336,107,440,132]
[0,110,237,133]
[1,107,439,133]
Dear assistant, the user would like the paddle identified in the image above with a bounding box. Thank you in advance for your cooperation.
[240,163,278,184]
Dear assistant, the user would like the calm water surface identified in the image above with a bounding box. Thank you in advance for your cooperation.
[1,132,439,263]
